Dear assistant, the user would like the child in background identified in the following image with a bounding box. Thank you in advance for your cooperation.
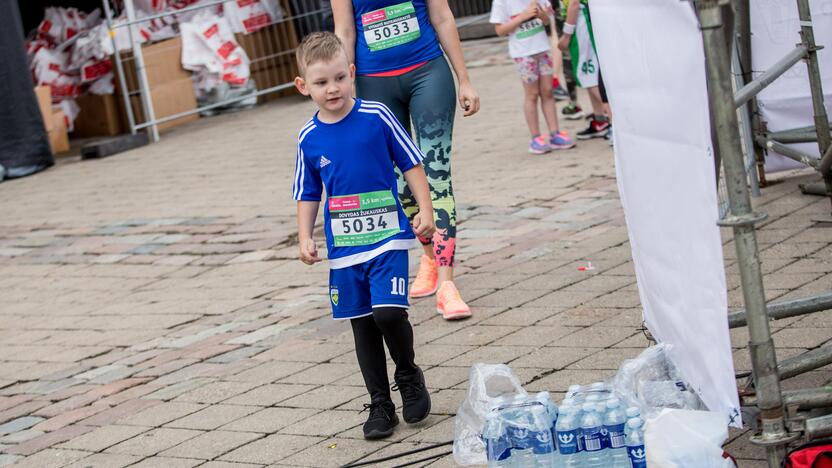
[292,32,434,440]
[491,0,575,154]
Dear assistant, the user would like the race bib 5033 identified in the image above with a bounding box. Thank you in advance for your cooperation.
[361,2,421,52]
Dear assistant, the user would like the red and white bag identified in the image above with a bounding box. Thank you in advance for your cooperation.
[223,0,284,34]
[180,11,250,94]
[31,47,82,102]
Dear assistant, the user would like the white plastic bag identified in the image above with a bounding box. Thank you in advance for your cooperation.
[180,11,251,95]
[453,363,527,466]
[223,0,284,34]
[645,409,736,467]
[613,344,704,419]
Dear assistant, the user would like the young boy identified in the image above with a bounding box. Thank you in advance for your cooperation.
[491,0,575,154]
[292,32,434,440]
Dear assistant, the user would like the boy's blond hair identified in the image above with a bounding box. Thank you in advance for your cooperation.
[296,32,346,77]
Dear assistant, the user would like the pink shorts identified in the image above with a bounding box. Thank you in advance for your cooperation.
[513,52,554,84]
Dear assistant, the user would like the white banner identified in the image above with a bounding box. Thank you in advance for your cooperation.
[590,0,741,426]
[751,0,832,173]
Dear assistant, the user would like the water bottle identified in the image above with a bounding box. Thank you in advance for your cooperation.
[624,407,640,438]
[484,412,510,468]
[625,418,647,468]
[555,406,581,468]
[580,403,608,467]
[534,392,560,468]
[604,399,629,468]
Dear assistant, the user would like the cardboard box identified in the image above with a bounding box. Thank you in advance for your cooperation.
[118,37,190,91]
[73,94,125,138]
[49,109,70,154]
[35,85,54,132]
[235,19,299,74]
[123,78,199,132]
[250,64,299,103]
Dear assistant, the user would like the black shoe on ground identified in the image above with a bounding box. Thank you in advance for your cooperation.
[393,368,431,424]
[576,119,611,140]
[362,400,398,439]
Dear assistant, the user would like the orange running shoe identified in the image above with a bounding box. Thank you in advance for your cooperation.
[436,281,472,320]
[409,255,438,298]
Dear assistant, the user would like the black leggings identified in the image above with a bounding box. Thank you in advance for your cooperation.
[350,307,419,404]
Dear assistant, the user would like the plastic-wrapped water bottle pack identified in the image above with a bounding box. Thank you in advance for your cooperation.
[483,384,648,468]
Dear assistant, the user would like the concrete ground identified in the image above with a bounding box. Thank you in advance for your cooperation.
[1,37,831,468]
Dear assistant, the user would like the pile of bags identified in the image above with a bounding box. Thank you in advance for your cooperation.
[25,0,283,128]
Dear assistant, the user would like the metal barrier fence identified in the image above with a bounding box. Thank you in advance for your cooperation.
[102,0,493,143]
[696,0,832,465]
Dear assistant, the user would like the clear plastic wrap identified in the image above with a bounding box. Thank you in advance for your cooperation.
[612,344,704,418]
[453,363,527,466]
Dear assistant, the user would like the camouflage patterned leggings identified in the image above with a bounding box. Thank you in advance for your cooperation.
[355,57,458,267]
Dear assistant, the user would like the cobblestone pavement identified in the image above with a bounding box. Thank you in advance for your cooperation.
[1,37,831,467]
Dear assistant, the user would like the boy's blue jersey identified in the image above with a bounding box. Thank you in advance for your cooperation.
[293,99,424,269]
[351,0,443,74]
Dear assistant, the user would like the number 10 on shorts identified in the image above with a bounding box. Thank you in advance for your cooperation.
[390,277,406,295]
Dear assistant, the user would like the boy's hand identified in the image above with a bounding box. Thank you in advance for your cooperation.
[411,211,435,239]
[299,238,322,265]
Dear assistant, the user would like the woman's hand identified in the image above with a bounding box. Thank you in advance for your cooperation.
[458,81,480,117]
[558,34,571,52]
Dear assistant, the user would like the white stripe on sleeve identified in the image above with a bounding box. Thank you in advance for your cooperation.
[360,102,424,162]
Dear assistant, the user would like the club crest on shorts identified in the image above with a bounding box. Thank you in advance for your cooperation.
[330,286,339,306]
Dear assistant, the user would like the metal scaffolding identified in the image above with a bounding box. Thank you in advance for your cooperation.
[696,0,832,465]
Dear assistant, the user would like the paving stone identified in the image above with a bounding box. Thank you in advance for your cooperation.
[221,407,319,433]
[0,455,21,467]
[117,401,206,427]
[0,416,43,435]
[173,381,261,404]
[491,326,580,346]
[0,429,43,444]
[165,404,260,431]
[555,326,637,348]
[278,386,366,410]
[123,456,203,468]
[58,424,149,452]
[280,437,391,467]
[218,434,324,465]
[278,363,359,386]
[160,430,263,459]
[7,424,96,456]
[443,346,537,367]
[278,410,364,437]
[432,326,520,346]
[105,427,204,456]
[224,384,316,407]
[422,366,471,390]
[197,462,265,468]
[142,378,215,400]
[78,399,162,427]
[511,347,600,370]
[63,453,142,468]
[3,448,89,468]
[227,362,314,384]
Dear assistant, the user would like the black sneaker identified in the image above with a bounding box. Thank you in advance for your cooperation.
[362,400,398,439]
[576,119,611,140]
[393,368,431,424]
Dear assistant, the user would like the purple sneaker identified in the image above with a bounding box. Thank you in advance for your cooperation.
[550,131,576,150]
[529,136,551,154]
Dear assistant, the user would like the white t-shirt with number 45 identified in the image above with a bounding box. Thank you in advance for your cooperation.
[490,0,552,59]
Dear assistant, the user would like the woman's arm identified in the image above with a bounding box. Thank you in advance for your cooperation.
[427,0,480,116]
[331,0,356,63]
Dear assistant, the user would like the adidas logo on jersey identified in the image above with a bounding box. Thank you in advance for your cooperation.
[320,156,331,168]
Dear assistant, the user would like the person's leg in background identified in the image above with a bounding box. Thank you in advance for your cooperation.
[517,56,549,154]
[555,12,583,118]
[402,58,472,320]
[537,53,575,150]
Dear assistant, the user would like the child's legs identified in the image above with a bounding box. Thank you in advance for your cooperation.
[350,316,392,403]
[516,56,542,137]
[333,265,392,404]
[405,58,459,270]
[367,250,418,381]
[536,53,559,134]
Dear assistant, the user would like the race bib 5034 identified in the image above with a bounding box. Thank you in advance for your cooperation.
[329,190,401,247]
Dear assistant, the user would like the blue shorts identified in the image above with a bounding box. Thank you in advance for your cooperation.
[329,249,410,320]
